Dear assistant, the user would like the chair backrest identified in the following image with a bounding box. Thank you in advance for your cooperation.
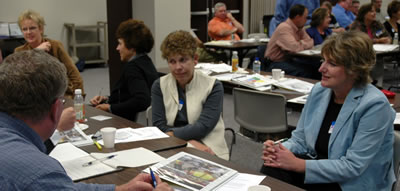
[146,106,152,126]
[233,88,287,134]
[393,131,400,191]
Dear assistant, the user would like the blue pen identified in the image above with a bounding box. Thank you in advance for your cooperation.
[149,168,157,188]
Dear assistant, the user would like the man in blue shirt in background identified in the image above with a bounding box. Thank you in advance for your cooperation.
[268,0,320,37]
[0,50,172,191]
[332,0,356,29]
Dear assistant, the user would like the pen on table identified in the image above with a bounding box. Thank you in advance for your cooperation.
[82,154,117,167]
[149,168,157,188]
[273,138,288,145]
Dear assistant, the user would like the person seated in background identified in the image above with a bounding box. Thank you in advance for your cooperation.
[350,0,360,16]
[265,4,315,78]
[208,2,244,40]
[15,9,84,99]
[261,31,395,191]
[0,50,171,191]
[152,30,229,160]
[268,0,320,37]
[384,1,400,39]
[90,19,158,122]
[321,1,346,33]
[189,30,227,63]
[351,3,391,44]
[332,0,356,29]
[306,8,333,46]
[372,0,385,23]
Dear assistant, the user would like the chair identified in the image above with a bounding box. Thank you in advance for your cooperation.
[146,106,152,126]
[233,87,288,142]
[393,130,400,191]
[224,127,236,160]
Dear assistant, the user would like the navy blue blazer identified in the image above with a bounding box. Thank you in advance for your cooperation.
[306,27,332,46]
[283,83,395,190]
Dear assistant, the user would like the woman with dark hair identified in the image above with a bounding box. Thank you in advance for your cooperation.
[90,19,158,121]
[351,3,391,44]
[384,1,400,39]
[306,8,332,45]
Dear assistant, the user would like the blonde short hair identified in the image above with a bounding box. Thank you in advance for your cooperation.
[160,30,197,59]
[321,31,375,86]
[18,10,45,34]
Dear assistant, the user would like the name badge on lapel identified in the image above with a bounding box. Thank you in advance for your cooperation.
[328,121,335,134]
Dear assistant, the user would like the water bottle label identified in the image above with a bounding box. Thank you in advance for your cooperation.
[232,59,238,72]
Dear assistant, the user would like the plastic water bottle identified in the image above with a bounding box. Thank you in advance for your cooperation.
[232,51,239,72]
[74,89,85,123]
[394,33,399,45]
[253,57,261,74]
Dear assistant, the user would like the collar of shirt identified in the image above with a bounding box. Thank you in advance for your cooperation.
[0,112,46,153]
[128,53,146,62]
[286,19,302,33]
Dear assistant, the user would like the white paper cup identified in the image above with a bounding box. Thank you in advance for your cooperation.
[272,69,282,81]
[248,185,271,191]
[101,127,116,148]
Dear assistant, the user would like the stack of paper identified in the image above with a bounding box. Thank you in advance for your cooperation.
[196,63,232,73]
[96,127,169,145]
[50,143,165,181]
[50,124,93,147]
[288,94,308,104]
[232,74,273,88]
[297,49,321,56]
[273,78,314,94]
[204,41,232,46]
[373,44,399,52]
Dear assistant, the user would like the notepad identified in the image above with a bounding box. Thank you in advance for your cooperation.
[144,152,238,191]
[50,143,165,181]
[273,78,314,94]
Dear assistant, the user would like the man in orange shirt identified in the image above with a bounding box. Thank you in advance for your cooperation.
[208,2,244,40]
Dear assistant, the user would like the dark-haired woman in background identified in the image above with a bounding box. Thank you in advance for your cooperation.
[90,19,158,121]
[351,3,391,44]
[384,1,400,39]
[306,8,332,46]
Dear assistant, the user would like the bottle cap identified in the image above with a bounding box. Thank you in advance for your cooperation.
[233,51,238,55]
[75,89,82,95]
[255,57,259,61]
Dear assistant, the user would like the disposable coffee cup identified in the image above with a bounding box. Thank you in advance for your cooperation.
[272,69,282,81]
[101,127,116,148]
[248,185,271,191]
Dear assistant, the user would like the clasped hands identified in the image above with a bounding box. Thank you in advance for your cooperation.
[261,140,305,173]
[90,95,110,112]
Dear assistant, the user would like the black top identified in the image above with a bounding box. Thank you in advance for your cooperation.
[315,95,343,159]
[383,21,400,39]
[109,54,159,121]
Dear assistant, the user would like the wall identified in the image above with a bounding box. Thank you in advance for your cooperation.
[132,0,190,68]
[0,0,107,50]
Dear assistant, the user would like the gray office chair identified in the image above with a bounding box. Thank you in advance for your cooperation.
[146,106,152,126]
[233,87,288,142]
[393,131,400,191]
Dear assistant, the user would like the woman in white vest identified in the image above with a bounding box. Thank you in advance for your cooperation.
[151,30,229,160]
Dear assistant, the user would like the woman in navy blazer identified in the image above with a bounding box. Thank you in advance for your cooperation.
[262,31,395,191]
[306,8,333,46]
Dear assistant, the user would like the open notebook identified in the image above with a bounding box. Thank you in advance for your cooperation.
[144,152,238,191]
[50,143,165,181]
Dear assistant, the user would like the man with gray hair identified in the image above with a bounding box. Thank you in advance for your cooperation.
[208,2,244,40]
[0,50,171,191]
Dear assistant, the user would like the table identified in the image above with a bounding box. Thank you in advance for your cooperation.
[204,41,265,67]
[81,147,304,191]
[67,100,304,190]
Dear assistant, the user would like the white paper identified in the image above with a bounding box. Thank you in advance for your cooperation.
[216,173,266,191]
[90,147,165,168]
[8,23,22,36]
[274,78,314,94]
[394,113,400,125]
[196,63,232,73]
[97,127,169,145]
[288,94,309,104]
[297,49,321,55]
[204,40,233,46]
[373,44,399,52]
[50,124,93,147]
[90,115,112,121]
[49,142,89,162]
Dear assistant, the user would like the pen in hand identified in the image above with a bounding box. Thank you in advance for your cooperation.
[149,168,157,188]
[273,138,288,145]
[82,154,117,167]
